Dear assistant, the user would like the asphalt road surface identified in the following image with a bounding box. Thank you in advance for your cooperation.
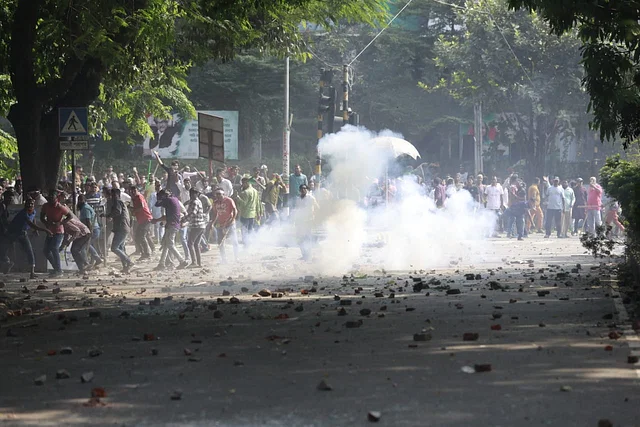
[0,233,638,427]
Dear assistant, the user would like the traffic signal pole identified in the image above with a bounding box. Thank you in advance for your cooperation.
[315,69,325,183]
[283,56,290,208]
[342,65,349,123]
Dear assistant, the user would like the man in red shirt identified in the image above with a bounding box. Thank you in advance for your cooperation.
[585,176,603,234]
[40,189,71,277]
[211,188,239,263]
[129,185,154,260]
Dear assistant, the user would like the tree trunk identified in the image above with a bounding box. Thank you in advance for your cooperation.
[8,103,62,192]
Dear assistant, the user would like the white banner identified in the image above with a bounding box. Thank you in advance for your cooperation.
[142,110,239,160]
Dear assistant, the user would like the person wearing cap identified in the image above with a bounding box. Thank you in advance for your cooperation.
[40,189,72,277]
[585,176,603,234]
[236,175,262,246]
[572,178,588,235]
[181,188,207,268]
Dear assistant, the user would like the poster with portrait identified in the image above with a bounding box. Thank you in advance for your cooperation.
[141,110,239,160]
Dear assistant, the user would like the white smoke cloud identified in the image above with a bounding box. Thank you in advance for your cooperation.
[237,126,497,278]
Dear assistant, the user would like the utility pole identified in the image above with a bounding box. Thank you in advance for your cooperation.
[342,65,349,124]
[473,102,484,175]
[282,56,290,213]
[315,68,326,184]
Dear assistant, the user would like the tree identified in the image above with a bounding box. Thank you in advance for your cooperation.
[508,0,640,146]
[178,0,472,169]
[426,0,588,176]
[0,0,388,190]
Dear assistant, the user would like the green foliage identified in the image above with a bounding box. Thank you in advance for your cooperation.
[600,153,640,258]
[0,0,389,155]
[580,224,618,259]
[508,0,640,146]
[428,0,589,174]
[0,128,18,176]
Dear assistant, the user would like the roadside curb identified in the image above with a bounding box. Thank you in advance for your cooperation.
[610,282,640,378]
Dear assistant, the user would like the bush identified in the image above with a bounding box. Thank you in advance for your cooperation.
[600,155,640,261]
[599,154,640,316]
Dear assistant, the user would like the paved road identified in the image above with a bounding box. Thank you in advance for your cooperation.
[0,234,638,426]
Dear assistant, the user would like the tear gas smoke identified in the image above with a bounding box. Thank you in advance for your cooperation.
[243,126,497,277]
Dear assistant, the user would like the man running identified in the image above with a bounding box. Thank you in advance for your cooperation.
[40,190,71,277]
[129,185,154,261]
[182,188,207,268]
[2,198,52,278]
[211,188,239,264]
[77,195,102,269]
[106,188,134,272]
[152,189,189,270]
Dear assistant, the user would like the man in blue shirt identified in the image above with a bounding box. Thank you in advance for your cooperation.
[2,198,52,278]
[78,195,102,268]
[289,165,308,210]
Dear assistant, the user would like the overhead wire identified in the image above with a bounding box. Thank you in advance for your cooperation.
[348,0,416,66]
[305,43,341,70]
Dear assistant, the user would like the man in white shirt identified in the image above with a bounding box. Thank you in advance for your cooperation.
[484,176,504,237]
[544,177,565,238]
[561,180,575,237]
[215,168,233,197]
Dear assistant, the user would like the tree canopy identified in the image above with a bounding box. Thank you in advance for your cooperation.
[508,0,640,145]
[0,0,388,188]
[425,0,590,175]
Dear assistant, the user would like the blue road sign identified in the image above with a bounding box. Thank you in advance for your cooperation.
[59,107,88,137]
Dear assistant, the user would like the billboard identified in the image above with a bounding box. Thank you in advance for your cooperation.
[198,113,225,162]
[142,110,239,160]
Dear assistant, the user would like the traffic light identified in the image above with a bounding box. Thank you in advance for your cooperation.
[321,68,334,85]
[348,111,359,126]
[319,86,336,133]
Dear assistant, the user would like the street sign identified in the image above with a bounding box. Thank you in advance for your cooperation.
[198,113,224,162]
[59,139,89,150]
[59,107,88,137]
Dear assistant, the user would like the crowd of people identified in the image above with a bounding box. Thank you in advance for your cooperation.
[0,153,625,279]
[0,152,322,278]
[426,172,624,241]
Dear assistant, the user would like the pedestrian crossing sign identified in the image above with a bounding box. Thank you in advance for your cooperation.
[59,107,88,137]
